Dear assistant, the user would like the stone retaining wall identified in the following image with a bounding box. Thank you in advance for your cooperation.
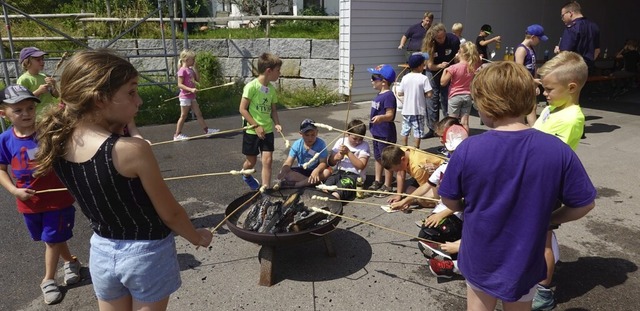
[87,38,339,91]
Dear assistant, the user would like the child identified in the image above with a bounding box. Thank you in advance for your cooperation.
[438,61,596,310]
[16,47,59,111]
[382,145,446,208]
[366,64,397,196]
[239,52,283,190]
[387,117,461,211]
[0,85,81,305]
[276,119,331,188]
[515,24,548,125]
[35,49,213,311]
[397,53,433,149]
[475,24,501,62]
[451,22,466,44]
[173,49,219,141]
[440,41,481,133]
[531,50,588,311]
[324,119,370,200]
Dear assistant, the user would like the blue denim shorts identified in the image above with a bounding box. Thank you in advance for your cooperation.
[23,206,76,243]
[89,233,181,302]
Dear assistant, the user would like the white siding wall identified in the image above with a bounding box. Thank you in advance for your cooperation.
[341,0,443,102]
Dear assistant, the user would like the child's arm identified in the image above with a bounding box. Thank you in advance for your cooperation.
[390,181,435,210]
[387,170,406,203]
[191,66,200,82]
[441,196,464,212]
[424,208,455,227]
[440,68,452,86]
[550,202,595,226]
[239,97,265,138]
[425,90,433,98]
[0,164,34,201]
[340,145,368,170]
[271,101,282,133]
[308,159,328,184]
[277,156,295,180]
[440,240,460,254]
[514,46,527,65]
[371,108,395,124]
[117,139,212,247]
[177,75,196,94]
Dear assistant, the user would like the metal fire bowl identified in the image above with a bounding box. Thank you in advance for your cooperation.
[225,188,342,247]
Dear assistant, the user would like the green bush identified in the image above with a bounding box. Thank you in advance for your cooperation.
[195,52,224,87]
[279,86,344,108]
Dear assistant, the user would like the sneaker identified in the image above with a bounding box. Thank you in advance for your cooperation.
[63,257,81,285]
[428,257,455,278]
[368,180,383,191]
[173,133,189,141]
[40,279,62,305]
[373,185,393,198]
[532,284,556,311]
[206,128,220,134]
[242,175,260,190]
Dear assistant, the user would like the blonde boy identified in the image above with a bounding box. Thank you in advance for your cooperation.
[534,51,588,150]
[239,53,283,190]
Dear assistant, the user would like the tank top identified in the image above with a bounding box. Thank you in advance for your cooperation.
[53,134,171,240]
[518,43,537,76]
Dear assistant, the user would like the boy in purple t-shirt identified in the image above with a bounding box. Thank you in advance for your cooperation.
[438,62,596,310]
[366,64,397,196]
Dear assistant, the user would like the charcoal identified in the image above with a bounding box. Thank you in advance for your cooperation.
[258,201,282,233]
[288,206,329,232]
[244,197,271,231]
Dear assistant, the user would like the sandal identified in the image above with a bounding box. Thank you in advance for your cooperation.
[40,279,62,305]
[374,185,394,198]
[367,180,383,191]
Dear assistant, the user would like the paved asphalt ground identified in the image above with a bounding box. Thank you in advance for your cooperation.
[1,88,639,311]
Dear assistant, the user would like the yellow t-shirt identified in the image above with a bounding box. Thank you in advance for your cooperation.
[533,104,585,150]
[405,148,445,185]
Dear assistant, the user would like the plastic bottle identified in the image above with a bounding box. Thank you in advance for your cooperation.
[603,48,608,59]
[509,47,515,61]
[356,177,365,199]
[495,41,501,50]
[503,47,510,61]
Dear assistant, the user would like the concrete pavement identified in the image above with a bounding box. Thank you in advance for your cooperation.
[2,89,640,311]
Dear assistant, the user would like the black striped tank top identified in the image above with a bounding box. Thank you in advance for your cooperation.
[53,134,171,240]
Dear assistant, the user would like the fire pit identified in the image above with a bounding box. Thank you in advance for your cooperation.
[225,188,342,286]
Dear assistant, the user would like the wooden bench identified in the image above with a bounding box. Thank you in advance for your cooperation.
[585,72,639,99]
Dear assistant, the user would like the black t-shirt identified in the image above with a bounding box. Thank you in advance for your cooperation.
[431,33,461,80]
[476,35,488,61]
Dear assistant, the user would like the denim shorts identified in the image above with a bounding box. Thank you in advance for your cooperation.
[89,233,181,302]
[23,206,76,243]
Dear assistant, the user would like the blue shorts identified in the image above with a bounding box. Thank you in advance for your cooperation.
[372,137,395,161]
[401,115,425,138]
[23,206,76,243]
[89,233,181,303]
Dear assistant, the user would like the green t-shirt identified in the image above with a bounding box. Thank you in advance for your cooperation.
[533,104,584,151]
[16,72,58,114]
[242,79,278,135]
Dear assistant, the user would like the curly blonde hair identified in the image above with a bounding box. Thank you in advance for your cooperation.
[458,41,481,73]
[35,49,138,176]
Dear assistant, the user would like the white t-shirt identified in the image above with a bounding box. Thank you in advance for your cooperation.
[397,72,432,116]
[332,137,370,179]
[428,162,462,219]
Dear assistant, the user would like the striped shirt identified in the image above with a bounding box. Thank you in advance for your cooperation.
[53,134,171,240]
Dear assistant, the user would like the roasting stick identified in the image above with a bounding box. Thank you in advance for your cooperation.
[316,184,439,203]
[210,185,268,233]
[311,195,431,214]
[308,206,442,245]
[278,130,291,149]
[151,125,255,146]
[163,81,235,102]
[35,169,257,194]
[313,123,447,161]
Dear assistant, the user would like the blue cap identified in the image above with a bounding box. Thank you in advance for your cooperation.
[526,24,548,41]
[408,53,426,69]
[367,64,396,83]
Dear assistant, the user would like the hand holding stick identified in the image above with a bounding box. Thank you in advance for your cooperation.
[164,81,235,102]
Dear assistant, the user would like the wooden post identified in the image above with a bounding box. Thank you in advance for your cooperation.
[258,245,275,286]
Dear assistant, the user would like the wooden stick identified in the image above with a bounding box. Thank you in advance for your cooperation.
[163,81,235,102]
[151,125,254,146]
[309,206,442,245]
[210,185,267,233]
[314,123,447,160]
[316,184,439,203]
[311,195,431,214]
[35,169,257,194]
[278,130,291,149]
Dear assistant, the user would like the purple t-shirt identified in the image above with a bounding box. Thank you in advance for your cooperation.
[369,91,397,140]
[559,17,600,65]
[404,22,427,51]
[438,128,596,301]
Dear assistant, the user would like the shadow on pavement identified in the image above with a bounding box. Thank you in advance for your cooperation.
[554,256,638,304]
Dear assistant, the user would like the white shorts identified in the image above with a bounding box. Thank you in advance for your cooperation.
[467,281,537,302]
[179,98,196,107]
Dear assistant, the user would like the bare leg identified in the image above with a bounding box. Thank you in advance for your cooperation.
[175,106,191,135]
[43,242,62,282]
[190,100,209,131]
[413,138,421,149]
[383,167,394,188]
[539,230,555,286]
[261,151,273,188]
[402,135,409,146]
[133,297,170,311]
[466,284,498,311]
[98,295,132,311]
[374,160,383,184]
[461,114,470,133]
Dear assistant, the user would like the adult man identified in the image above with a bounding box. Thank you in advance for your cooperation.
[555,1,600,74]
[398,11,434,55]
[423,23,460,138]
